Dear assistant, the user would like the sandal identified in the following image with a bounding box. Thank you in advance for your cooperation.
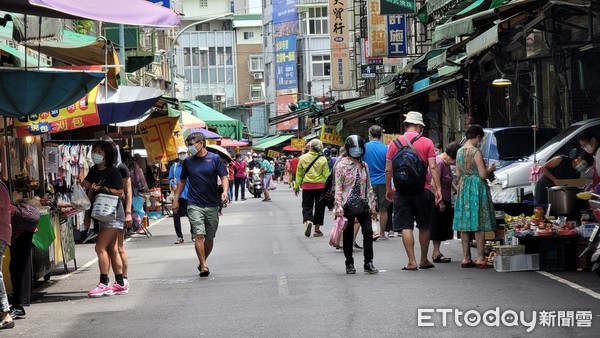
[199,267,210,277]
[433,254,451,263]
[461,261,476,268]
[476,260,493,269]
[0,320,14,330]
[174,238,184,244]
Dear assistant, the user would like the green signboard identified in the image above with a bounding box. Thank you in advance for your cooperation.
[380,0,415,15]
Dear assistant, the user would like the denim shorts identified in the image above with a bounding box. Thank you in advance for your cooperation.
[187,205,219,240]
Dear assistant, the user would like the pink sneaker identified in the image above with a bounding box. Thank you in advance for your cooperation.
[112,282,129,295]
[88,283,114,297]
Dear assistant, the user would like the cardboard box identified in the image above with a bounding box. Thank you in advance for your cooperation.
[494,254,540,272]
[494,245,526,256]
[553,179,590,188]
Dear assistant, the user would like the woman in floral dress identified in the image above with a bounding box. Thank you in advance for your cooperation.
[453,125,496,269]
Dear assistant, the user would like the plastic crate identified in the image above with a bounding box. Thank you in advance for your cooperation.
[538,240,566,272]
[494,245,525,256]
[494,254,540,272]
[147,211,163,220]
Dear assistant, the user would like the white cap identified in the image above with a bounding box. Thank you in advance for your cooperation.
[404,111,425,126]
[177,145,188,154]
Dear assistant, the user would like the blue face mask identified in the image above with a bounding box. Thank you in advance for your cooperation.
[348,147,363,158]
[188,145,198,156]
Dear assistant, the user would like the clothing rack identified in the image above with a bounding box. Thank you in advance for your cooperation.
[44,139,128,143]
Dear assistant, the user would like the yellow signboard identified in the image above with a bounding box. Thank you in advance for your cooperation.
[139,115,183,165]
[320,124,344,146]
[382,133,401,145]
[267,150,281,159]
[290,138,306,150]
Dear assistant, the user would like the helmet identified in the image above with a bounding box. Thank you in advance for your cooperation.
[344,135,365,159]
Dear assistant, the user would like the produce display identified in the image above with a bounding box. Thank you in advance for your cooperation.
[504,210,581,238]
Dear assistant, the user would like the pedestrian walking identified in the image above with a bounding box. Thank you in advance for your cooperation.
[385,111,442,271]
[362,125,390,240]
[430,142,460,264]
[173,132,228,277]
[169,146,190,244]
[453,125,496,269]
[289,153,299,188]
[83,140,127,296]
[334,135,378,274]
[294,139,330,237]
[0,179,15,329]
[227,161,235,202]
[259,153,273,201]
[232,153,247,201]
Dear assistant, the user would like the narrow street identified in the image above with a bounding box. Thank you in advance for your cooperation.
[11,183,600,337]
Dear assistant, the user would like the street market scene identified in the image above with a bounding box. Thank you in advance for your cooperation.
[0,0,599,336]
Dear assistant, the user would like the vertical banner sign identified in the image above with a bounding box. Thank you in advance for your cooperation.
[275,36,298,96]
[329,0,351,90]
[14,86,100,137]
[139,115,181,164]
[367,0,388,58]
[276,94,298,131]
[387,15,407,58]
[272,0,299,37]
[379,0,415,15]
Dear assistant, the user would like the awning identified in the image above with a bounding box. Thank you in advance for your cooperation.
[220,139,249,147]
[466,13,530,59]
[404,48,447,72]
[417,0,455,23]
[179,110,206,129]
[97,85,163,124]
[0,41,49,67]
[0,0,180,27]
[282,145,303,152]
[184,101,244,140]
[181,127,221,140]
[432,9,495,43]
[253,134,295,151]
[0,69,105,118]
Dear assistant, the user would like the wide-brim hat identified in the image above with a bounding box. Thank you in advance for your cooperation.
[404,111,425,126]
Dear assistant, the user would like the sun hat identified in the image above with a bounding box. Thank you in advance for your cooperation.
[177,145,188,153]
[404,111,425,126]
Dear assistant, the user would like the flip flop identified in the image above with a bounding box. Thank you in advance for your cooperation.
[402,266,418,271]
[433,254,451,263]
[419,263,435,269]
[199,267,210,277]
[461,261,476,268]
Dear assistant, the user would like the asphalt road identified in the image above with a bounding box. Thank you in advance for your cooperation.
[10,183,600,337]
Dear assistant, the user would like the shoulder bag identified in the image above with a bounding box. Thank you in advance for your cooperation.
[298,155,321,186]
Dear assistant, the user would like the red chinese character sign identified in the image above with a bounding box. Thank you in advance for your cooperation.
[329,0,351,90]
[14,85,100,137]
[276,94,298,131]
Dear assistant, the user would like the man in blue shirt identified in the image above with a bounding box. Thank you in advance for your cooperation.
[173,133,228,277]
[259,153,273,202]
[362,125,390,239]
[169,146,190,244]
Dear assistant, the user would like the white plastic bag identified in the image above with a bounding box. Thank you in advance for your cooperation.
[372,220,380,236]
[71,183,91,211]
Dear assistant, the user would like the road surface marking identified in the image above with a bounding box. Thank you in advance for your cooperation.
[272,241,281,255]
[537,271,600,300]
[277,275,288,297]
[54,218,166,281]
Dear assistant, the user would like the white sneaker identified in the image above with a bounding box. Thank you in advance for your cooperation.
[388,232,395,238]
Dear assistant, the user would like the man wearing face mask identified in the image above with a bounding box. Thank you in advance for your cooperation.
[534,152,594,204]
[169,146,190,244]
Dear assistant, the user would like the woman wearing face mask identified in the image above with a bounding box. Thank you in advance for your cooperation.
[82,141,126,297]
[578,130,600,188]
[334,135,378,274]
[453,125,496,269]
[169,146,190,244]
[534,152,594,204]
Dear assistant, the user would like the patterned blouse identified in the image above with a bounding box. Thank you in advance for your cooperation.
[333,156,376,214]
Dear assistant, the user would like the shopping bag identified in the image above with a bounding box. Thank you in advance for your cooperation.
[32,214,56,250]
[71,183,91,211]
[372,220,380,235]
[91,193,120,222]
[269,178,277,190]
[329,216,347,247]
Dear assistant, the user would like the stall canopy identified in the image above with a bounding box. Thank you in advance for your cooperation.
[221,139,249,147]
[181,127,221,140]
[184,101,244,140]
[97,85,163,124]
[0,69,104,117]
[0,0,180,27]
[253,134,295,152]
[179,110,206,129]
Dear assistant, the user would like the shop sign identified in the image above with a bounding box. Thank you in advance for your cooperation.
[276,94,298,131]
[14,86,99,137]
[330,0,351,90]
[290,138,306,149]
[387,15,407,58]
[367,2,407,58]
[362,65,377,78]
[320,124,344,146]
[275,36,298,96]
[139,115,184,165]
[267,150,281,159]
[380,0,415,15]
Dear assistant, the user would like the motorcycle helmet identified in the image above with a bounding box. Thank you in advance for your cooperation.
[344,135,365,159]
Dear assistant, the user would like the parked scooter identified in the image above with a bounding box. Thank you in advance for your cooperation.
[581,199,600,276]
[248,168,263,198]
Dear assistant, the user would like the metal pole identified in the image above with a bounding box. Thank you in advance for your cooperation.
[3,117,13,197]
[119,24,126,74]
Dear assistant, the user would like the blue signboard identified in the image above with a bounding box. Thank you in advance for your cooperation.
[273,0,298,25]
[147,0,171,9]
[275,36,297,95]
[387,15,407,58]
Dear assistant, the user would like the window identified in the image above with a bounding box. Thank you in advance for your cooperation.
[198,0,208,7]
[244,31,254,40]
[249,55,264,72]
[307,7,328,35]
[312,55,330,77]
[250,85,263,100]
[183,47,191,66]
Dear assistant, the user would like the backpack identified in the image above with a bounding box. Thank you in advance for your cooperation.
[391,135,428,195]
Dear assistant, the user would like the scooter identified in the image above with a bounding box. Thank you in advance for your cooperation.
[248,168,263,198]
[581,199,600,276]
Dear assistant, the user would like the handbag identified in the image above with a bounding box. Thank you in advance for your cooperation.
[91,193,120,222]
[329,216,347,247]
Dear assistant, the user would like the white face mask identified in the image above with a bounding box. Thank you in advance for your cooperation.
[348,147,363,158]
[178,154,187,161]
[92,153,105,164]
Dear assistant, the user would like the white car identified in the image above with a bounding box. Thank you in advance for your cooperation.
[494,118,600,197]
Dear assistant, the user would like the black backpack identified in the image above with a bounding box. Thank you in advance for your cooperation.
[391,135,428,195]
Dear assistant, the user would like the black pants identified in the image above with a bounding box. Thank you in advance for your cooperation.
[343,212,374,265]
[234,177,246,200]
[9,231,34,308]
[173,198,188,239]
[301,188,326,225]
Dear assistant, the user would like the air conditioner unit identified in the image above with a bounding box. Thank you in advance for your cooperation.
[253,72,263,80]
[213,93,226,103]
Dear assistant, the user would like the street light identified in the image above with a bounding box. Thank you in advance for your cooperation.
[169,13,233,98]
